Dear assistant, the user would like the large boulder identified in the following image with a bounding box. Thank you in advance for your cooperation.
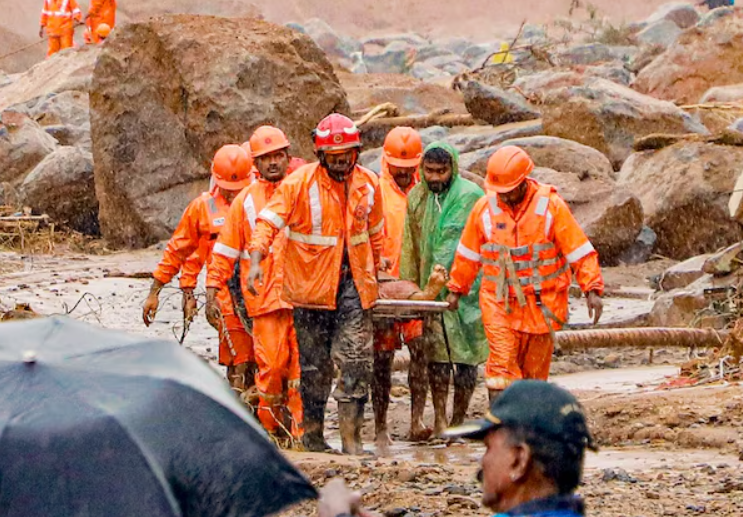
[459,136,613,181]
[541,77,708,169]
[634,14,743,104]
[635,20,682,48]
[19,91,91,150]
[700,83,743,103]
[458,80,540,126]
[0,45,100,111]
[444,120,543,154]
[557,44,638,66]
[20,146,97,235]
[645,3,700,29]
[91,15,348,248]
[297,18,361,60]
[617,142,743,259]
[0,110,57,192]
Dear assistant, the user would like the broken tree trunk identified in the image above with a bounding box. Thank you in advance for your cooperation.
[556,327,725,352]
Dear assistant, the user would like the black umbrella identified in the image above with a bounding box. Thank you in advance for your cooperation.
[0,316,316,517]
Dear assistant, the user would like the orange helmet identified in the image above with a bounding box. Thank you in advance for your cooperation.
[96,23,111,39]
[211,144,253,190]
[486,146,534,193]
[383,127,423,168]
[240,141,252,156]
[249,126,291,158]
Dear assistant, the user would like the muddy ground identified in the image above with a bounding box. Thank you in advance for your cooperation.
[1,246,742,515]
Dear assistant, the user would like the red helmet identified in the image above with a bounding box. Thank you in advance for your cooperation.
[314,114,361,152]
[486,146,534,193]
[211,144,253,190]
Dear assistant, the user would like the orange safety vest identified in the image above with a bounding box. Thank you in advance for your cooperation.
[250,162,384,310]
[208,179,291,317]
[40,0,82,37]
[178,193,230,289]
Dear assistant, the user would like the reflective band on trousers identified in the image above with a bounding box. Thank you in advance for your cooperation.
[287,230,338,246]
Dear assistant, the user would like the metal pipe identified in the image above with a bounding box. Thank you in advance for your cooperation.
[556,327,727,352]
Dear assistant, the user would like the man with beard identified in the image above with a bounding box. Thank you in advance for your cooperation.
[400,142,488,438]
[206,126,304,442]
[247,114,384,454]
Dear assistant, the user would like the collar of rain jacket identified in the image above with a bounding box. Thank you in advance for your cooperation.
[498,494,585,517]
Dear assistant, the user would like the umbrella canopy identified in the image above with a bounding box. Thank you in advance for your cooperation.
[0,316,316,517]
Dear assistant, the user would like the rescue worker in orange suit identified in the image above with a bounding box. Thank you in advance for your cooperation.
[39,0,83,57]
[206,126,304,442]
[85,0,116,43]
[446,146,604,400]
[142,145,255,391]
[247,114,384,455]
[373,127,430,447]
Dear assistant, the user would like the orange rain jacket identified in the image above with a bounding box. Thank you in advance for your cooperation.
[87,0,116,43]
[249,162,384,310]
[152,191,242,326]
[380,157,418,278]
[207,178,291,317]
[40,0,82,37]
[448,179,604,334]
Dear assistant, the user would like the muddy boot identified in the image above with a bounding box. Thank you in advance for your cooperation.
[354,401,367,454]
[372,351,393,449]
[302,398,330,452]
[451,364,477,427]
[338,401,363,455]
[408,338,432,442]
[429,362,451,438]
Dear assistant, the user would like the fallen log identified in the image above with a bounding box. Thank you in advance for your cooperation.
[556,327,725,352]
[360,113,477,148]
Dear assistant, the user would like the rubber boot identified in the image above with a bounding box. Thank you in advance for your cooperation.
[339,401,363,455]
[302,408,329,452]
[372,351,393,449]
[354,401,366,454]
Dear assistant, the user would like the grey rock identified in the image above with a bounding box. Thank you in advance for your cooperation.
[646,2,700,29]
[697,6,735,28]
[362,33,429,49]
[728,118,743,133]
[414,45,459,63]
[444,120,543,154]
[439,37,473,57]
[636,19,682,48]
[21,146,98,234]
[616,226,657,265]
[459,80,540,126]
[558,44,639,66]
[419,126,450,146]
[410,62,443,81]
[584,64,633,86]
[365,41,416,74]
[0,110,57,185]
[359,148,382,174]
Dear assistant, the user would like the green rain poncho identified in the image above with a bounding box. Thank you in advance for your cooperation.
[400,142,488,366]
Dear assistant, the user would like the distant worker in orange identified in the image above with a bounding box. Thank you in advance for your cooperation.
[447,146,605,400]
[142,145,255,391]
[85,0,116,43]
[247,114,384,455]
[39,0,83,57]
[206,126,305,442]
[373,127,430,447]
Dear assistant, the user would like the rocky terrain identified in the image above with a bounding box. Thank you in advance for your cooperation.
[3,1,743,514]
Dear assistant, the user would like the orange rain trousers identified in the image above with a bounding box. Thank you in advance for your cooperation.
[87,0,116,43]
[47,32,74,56]
[482,295,553,390]
[253,309,303,438]
[216,288,253,367]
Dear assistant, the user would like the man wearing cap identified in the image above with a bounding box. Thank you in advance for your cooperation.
[318,380,595,517]
[447,146,604,401]
[400,142,488,437]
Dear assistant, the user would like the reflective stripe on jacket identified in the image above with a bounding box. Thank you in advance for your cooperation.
[40,0,82,36]
[448,179,604,334]
[249,162,384,310]
[207,179,291,317]
[152,191,230,286]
